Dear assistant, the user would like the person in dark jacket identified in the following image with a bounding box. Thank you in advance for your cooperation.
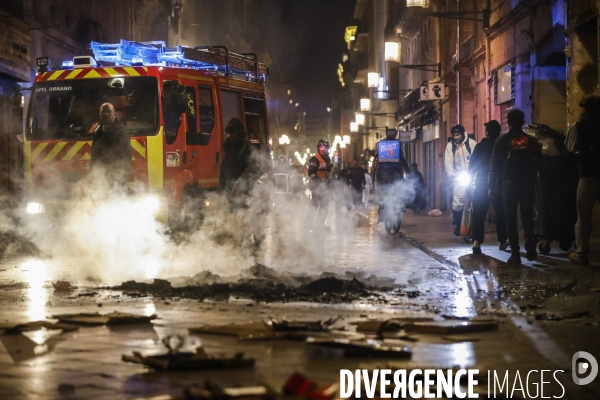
[565,95,600,265]
[219,117,253,199]
[468,120,507,254]
[488,109,543,264]
[348,159,366,207]
[408,163,426,213]
[90,102,132,188]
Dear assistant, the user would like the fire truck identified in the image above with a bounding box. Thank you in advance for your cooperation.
[23,40,270,223]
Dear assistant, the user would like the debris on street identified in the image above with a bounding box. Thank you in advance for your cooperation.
[306,337,412,358]
[403,319,498,334]
[185,379,275,400]
[0,320,79,333]
[283,372,339,400]
[52,311,157,325]
[122,347,255,371]
[189,321,281,340]
[52,280,72,290]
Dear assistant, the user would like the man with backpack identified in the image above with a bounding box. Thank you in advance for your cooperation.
[488,109,543,264]
[565,96,600,265]
[444,124,478,236]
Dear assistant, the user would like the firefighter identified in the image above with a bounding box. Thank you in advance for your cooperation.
[90,102,132,188]
[444,124,477,236]
[305,139,333,230]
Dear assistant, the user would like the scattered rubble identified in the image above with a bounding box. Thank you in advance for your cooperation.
[52,311,157,325]
[122,347,255,371]
[306,337,412,358]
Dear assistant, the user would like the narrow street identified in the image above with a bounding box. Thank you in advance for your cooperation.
[1,202,599,399]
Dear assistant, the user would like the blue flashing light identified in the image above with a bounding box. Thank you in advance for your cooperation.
[90,39,267,84]
[131,56,144,66]
[61,60,74,69]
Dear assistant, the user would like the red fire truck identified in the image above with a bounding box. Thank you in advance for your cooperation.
[23,40,270,223]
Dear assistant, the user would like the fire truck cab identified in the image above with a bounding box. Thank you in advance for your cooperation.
[24,40,270,223]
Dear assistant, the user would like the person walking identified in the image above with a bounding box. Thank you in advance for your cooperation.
[349,159,366,208]
[468,120,508,254]
[408,163,426,213]
[565,95,600,265]
[488,109,543,264]
[444,125,478,235]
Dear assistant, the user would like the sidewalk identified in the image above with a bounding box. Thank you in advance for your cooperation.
[362,206,600,384]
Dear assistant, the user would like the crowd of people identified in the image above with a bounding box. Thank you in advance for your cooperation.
[88,96,599,266]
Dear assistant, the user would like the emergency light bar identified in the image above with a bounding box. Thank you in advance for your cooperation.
[90,39,267,83]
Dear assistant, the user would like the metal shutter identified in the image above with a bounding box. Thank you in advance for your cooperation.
[220,90,242,127]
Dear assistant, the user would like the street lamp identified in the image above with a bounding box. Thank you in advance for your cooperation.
[355,113,365,126]
[367,72,379,88]
[407,0,429,6]
[343,135,351,144]
[360,98,371,112]
[279,134,290,145]
[384,42,400,62]
[350,122,358,133]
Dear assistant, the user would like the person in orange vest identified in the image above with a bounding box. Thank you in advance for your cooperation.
[305,139,333,230]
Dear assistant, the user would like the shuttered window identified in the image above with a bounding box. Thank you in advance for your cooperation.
[220,90,242,128]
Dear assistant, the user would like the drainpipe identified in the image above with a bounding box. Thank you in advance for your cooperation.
[456,0,461,125]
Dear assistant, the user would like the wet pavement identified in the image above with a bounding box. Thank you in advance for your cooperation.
[0,202,599,399]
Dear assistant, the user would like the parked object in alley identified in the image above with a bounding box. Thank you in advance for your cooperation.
[122,347,255,371]
[53,311,157,325]
[306,337,412,358]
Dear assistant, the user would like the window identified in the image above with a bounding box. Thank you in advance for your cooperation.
[198,84,215,134]
[494,62,515,105]
[27,77,159,140]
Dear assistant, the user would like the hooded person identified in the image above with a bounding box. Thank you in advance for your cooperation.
[444,124,478,235]
[219,117,255,200]
[305,139,333,230]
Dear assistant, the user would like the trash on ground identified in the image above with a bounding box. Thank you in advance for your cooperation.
[306,337,412,358]
[189,321,282,340]
[122,347,255,371]
[52,311,157,325]
[266,316,339,331]
[403,320,498,334]
[534,311,590,321]
[284,372,339,400]
[0,320,79,333]
[428,209,443,217]
[354,317,434,336]
[185,379,274,400]
[52,280,72,290]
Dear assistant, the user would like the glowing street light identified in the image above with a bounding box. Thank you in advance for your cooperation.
[279,134,290,145]
[343,135,351,144]
[367,72,379,88]
[407,0,429,6]
[360,98,371,112]
[385,42,400,62]
[350,122,358,133]
[355,113,365,125]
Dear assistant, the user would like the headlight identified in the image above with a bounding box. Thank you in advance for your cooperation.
[26,202,46,214]
[138,196,160,214]
[456,172,471,187]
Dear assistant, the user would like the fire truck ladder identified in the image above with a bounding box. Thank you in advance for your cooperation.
[90,40,268,83]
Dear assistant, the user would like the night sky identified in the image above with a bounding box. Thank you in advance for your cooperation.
[264,0,356,116]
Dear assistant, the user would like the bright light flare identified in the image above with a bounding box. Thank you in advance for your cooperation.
[26,203,46,214]
[456,172,472,187]
[137,196,160,214]
[22,260,49,321]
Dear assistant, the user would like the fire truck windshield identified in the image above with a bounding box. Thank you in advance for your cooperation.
[27,76,159,141]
